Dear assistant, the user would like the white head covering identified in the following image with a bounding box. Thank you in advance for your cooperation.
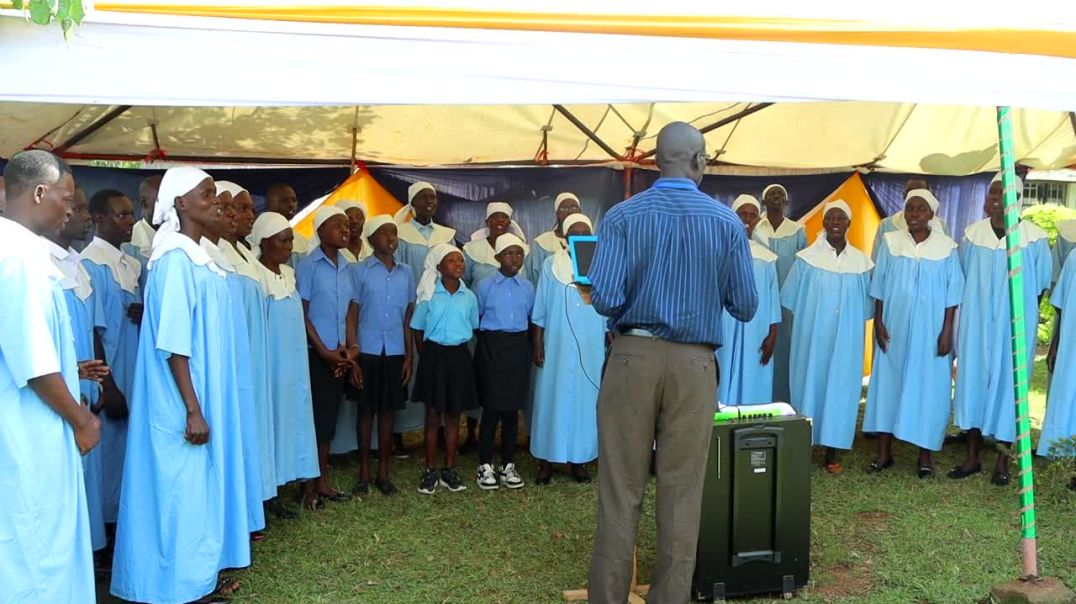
[554,192,580,213]
[823,199,852,220]
[762,184,788,201]
[363,214,395,242]
[310,205,347,249]
[416,243,462,303]
[149,167,223,274]
[337,200,368,218]
[470,202,526,241]
[493,233,526,256]
[552,214,595,285]
[251,212,291,259]
[393,181,436,223]
[215,180,247,198]
[990,172,1025,197]
[905,188,940,213]
[731,194,761,213]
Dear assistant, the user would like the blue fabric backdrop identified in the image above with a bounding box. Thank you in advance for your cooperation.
[862,172,995,242]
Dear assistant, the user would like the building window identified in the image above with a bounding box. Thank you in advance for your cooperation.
[1045,182,1065,204]
[1024,182,1042,202]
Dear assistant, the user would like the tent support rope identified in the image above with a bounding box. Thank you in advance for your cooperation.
[997,105,1038,580]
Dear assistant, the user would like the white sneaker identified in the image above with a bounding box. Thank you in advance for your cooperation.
[476,463,499,490]
[500,463,525,489]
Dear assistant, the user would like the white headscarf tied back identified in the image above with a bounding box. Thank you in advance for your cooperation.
[552,214,595,285]
[554,192,579,213]
[149,167,222,274]
[905,189,940,213]
[732,194,761,213]
[215,180,247,198]
[393,181,436,223]
[470,202,526,241]
[310,205,347,249]
[493,233,526,256]
[251,212,292,258]
[762,184,788,201]
[416,243,461,304]
[991,172,1024,197]
[823,199,853,221]
[363,214,395,243]
[561,213,593,235]
[336,200,368,218]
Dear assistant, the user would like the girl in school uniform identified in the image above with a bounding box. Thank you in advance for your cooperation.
[411,243,480,495]
[348,215,415,497]
[530,214,604,484]
[473,233,535,490]
[716,195,781,406]
[523,192,582,285]
[251,213,318,519]
[754,183,806,404]
[463,201,527,288]
[863,190,964,478]
[780,200,874,474]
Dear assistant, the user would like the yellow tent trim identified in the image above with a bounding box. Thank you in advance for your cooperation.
[94,4,1076,60]
[293,166,403,239]
[800,172,881,376]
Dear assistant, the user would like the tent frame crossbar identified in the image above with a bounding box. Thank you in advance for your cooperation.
[553,104,625,161]
[51,105,133,153]
[636,102,774,161]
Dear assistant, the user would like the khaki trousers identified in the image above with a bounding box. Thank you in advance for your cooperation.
[588,334,717,604]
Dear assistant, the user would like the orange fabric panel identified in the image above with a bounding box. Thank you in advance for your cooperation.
[800,172,880,376]
[293,166,403,238]
[92,4,1076,60]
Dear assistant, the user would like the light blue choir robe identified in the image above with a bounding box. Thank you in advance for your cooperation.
[0,221,94,604]
[524,230,563,286]
[529,254,604,463]
[717,241,781,406]
[259,263,320,484]
[1051,220,1076,283]
[780,237,874,450]
[394,219,457,433]
[111,247,251,604]
[1039,249,1076,456]
[863,230,964,451]
[953,219,1052,443]
[49,240,108,552]
[81,237,141,524]
[755,217,806,404]
[121,241,150,292]
[870,211,950,260]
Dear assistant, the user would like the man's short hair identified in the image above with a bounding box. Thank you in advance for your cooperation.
[138,175,162,201]
[2,150,72,199]
[89,188,128,215]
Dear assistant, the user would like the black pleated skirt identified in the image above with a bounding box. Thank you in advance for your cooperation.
[474,330,531,412]
[413,342,478,414]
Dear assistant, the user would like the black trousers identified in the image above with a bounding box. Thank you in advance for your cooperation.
[479,410,519,465]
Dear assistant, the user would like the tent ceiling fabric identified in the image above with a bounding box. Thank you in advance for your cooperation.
[2,101,1073,175]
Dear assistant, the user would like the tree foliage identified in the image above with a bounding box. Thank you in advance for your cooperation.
[11,0,85,39]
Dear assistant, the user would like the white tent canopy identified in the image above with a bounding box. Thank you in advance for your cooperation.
[0,3,1074,173]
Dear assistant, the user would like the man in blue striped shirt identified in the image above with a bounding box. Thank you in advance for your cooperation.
[587,122,757,604]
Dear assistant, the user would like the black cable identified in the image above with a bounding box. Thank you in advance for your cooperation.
[563,281,602,391]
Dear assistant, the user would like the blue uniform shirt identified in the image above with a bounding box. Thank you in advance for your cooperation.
[296,246,355,350]
[476,270,535,333]
[589,177,758,348]
[410,280,479,346]
[351,256,416,356]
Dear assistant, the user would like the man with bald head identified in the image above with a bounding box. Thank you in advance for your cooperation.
[587,122,758,603]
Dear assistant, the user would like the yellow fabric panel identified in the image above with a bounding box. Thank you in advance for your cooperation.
[293,167,403,238]
[93,4,1076,60]
[800,173,880,376]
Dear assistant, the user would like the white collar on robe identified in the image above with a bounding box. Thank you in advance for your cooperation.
[534,230,566,254]
[340,244,372,264]
[82,236,142,293]
[218,239,262,282]
[551,249,576,285]
[963,218,1048,251]
[149,230,227,277]
[130,218,156,258]
[883,228,957,261]
[396,219,456,247]
[797,234,874,274]
[199,237,238,274]
[756,216,804,240]
[890,211,947,235]
[749,239,778,263]
[256,261,296,300]
[1058,219,1076,244]
[234,240,260,267]
[45,239,94,301]
[463,238,499,267]
[290,230,315,255]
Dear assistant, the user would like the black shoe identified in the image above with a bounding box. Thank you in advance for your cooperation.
[944,431,968,445]
[439,467,467,492]
[991,470,1011,486]
[1068,476,1076,491]
[947,464,982,480]
[571,463,592,484]
[265,497,298,520]
[417,468,439,495]
[917,465,935,479]
[375,478,398,496]
[865,458,895,474]
[351,480,370,497]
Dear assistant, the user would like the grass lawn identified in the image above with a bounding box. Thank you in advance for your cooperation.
[100,358,1075,603]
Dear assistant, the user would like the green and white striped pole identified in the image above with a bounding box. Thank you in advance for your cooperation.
[996,106,1038,579]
